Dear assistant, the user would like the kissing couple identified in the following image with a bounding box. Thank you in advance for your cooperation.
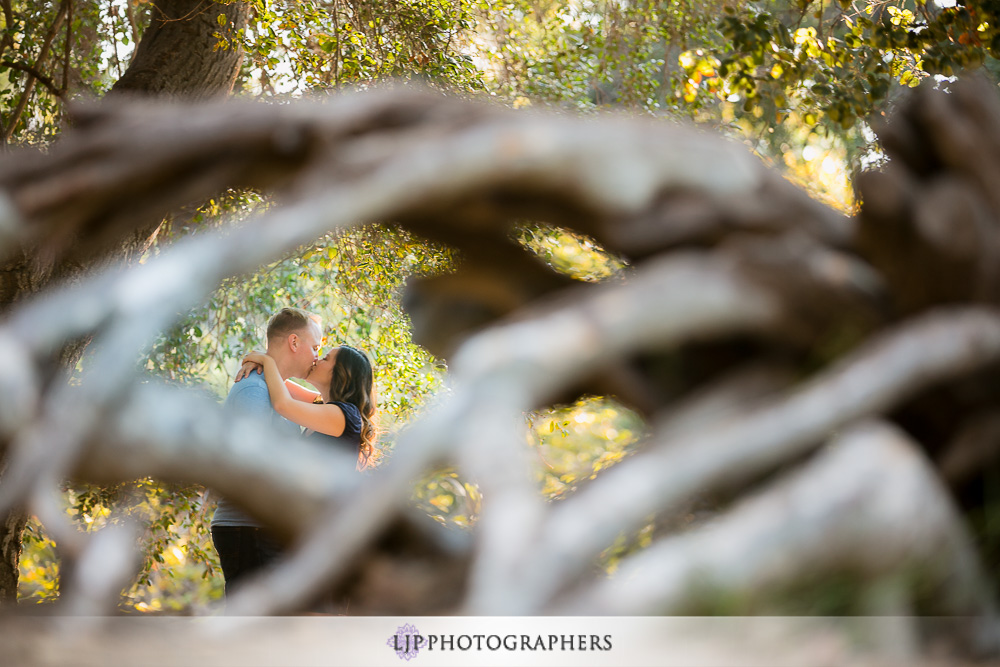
[209,306,378,596]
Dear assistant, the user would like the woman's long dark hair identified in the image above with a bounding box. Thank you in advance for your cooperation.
[327,345,378,468]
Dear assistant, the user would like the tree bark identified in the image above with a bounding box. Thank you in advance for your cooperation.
[110,0,250,100]
[0,505,25,605]
[0,0,249,606]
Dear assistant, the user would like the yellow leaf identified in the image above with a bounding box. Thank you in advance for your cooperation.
[429,494,453,511]
[793,27,816,45]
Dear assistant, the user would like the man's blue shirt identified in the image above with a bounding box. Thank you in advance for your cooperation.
[211,372,300,528]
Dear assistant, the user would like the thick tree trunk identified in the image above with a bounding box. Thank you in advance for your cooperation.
[111,0,250,99]
[0,0,249,605]
[0,506,26,605]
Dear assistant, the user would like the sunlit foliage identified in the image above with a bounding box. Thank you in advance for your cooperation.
[528,397,645,500]
[477,0,729,114]
[237,0,488,93]
[0,1,146,144]
[520,224,626,282]
[19,481,221,609]
[710,0,1000,132]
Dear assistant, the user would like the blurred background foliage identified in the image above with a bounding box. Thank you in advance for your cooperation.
[8,0,1000,610]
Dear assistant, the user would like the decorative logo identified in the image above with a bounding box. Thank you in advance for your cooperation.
[387,623,424,661]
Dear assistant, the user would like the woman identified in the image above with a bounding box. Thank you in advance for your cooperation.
[239,344,378,469]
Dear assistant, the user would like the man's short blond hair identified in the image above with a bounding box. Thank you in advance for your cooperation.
[266,307,319,343]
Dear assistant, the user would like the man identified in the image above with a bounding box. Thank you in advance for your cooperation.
[210,307,322,596]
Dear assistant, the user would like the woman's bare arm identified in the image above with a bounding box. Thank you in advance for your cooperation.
[236,360,321,403]
[285,379,321,403]
[242,351,346,436]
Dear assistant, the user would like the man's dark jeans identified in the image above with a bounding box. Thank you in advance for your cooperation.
[211,526,283,597]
